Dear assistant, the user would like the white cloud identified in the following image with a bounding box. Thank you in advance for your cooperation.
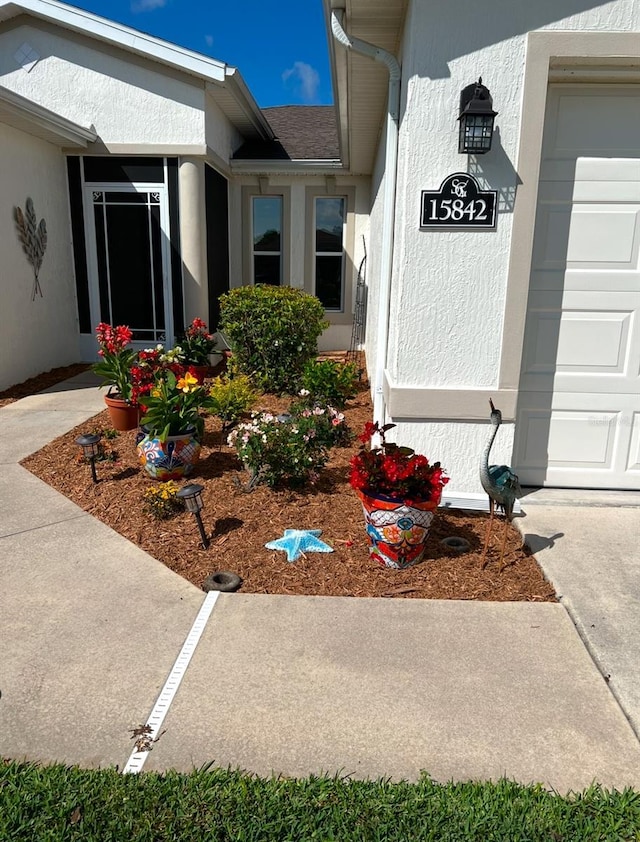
[282,61,320,103]
[130,0,167,12]
[204,34,214,48]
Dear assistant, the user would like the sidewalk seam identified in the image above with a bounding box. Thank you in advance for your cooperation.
[123,590,221,774]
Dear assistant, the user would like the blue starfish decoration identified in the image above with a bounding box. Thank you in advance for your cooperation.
[265,529,334,563]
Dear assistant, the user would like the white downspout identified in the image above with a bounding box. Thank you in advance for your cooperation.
[330,9,400,431]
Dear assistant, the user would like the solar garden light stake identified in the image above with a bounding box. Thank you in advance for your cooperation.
[177,483,210,549]
[75,432,101,483]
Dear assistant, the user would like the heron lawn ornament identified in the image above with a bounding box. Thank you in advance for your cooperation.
[479,398,522,570]
[14,197,47,301]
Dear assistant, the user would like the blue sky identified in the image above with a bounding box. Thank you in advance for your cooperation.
[65,0,333,107]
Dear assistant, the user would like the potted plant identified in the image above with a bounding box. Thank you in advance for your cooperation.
[92,323,139,431]
[349,422,449,569]
[136,369,214,480]
[177,318,220,382]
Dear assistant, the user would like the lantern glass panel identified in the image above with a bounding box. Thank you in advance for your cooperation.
[459,113,495,154]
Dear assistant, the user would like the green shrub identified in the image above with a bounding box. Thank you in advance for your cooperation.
[228,410,330,488]
[219,286,329,394]
[207,374,257,431]
[299,359,359,409]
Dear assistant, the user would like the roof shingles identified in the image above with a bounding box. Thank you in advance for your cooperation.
[234,105,339,161]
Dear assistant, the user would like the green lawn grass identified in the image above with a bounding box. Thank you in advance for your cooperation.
[2,761,640,841]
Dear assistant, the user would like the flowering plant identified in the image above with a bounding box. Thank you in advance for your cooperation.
[140,369,215,440]
[228,410,330,488]
[349,422,448,504]
[92,323,137,403]
[142,481,182,519]
[179,318,218,366]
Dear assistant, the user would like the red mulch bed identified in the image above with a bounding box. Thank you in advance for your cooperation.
[19,376,556,602]
[0,363,89,408]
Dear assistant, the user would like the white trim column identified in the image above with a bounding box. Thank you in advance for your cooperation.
[178,157,208,322]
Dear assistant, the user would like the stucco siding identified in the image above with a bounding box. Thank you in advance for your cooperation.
[369,0,640,493]
[0,122,79,390]
[205,97,244,164]
[0,21,206,146]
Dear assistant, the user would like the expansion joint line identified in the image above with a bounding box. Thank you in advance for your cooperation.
[123,589,220,774]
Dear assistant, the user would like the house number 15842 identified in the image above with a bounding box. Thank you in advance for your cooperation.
[420,173,497,229]
[425,198,489,223]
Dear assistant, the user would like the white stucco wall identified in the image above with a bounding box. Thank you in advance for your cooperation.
[0,22,206,146]
[370,0,640,495]
[205,97,244,163]
[0,122,80,390]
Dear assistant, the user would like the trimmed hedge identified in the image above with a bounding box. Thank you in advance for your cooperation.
[219,286,329,393]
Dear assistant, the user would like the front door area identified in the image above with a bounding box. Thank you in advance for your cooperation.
[85,184,173,350]
[515,85,640,490]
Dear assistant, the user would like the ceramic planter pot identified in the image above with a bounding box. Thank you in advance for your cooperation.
[356,489,438,569]
[103,394,140,432]
[136,427,201,480]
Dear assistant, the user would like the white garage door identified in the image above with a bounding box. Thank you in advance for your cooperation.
[515,85,640,489]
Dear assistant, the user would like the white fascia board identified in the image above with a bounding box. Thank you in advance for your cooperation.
[0,83,96,145]
[206,68,274,141]
[230,159,343,175]
[2,0,227,82]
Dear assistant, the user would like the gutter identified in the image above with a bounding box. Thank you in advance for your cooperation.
[330,9,400,431]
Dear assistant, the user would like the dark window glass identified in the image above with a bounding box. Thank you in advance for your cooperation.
[254,255,281,286]
[253,197,282,251]
[315,197,345,310]
[105,204,154,333]
[315,256,343,310]
[315,198,344,252]
[84,156,164,183]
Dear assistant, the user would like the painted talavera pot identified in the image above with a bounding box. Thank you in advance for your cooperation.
[357,489,438,569]
[136,427,201,480]
[104,394,140,432]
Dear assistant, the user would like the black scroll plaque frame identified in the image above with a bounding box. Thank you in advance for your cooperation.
[420,173,497,230]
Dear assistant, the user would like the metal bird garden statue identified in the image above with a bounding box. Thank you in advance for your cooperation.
[479,398,522,570]
[14,197,47,301]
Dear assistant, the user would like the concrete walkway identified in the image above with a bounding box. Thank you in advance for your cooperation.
[1,373,639,793]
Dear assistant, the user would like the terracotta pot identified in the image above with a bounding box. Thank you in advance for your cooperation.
[356,489,438,569]
[104,394,140,432]
[136,427,201,480]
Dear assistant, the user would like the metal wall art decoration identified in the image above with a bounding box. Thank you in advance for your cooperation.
[420,173,497,229]
[14,197,47,300]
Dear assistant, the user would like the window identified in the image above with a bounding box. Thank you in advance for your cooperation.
[252,196,282,285]
[314,197,345,310]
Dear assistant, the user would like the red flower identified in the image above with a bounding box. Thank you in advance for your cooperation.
[349,423,448,502]
[358,421,378,443]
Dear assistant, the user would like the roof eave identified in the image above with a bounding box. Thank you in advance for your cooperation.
[0,83,97,146]
[0,0,227,82]
[230,158,344,175]
[207,68,274,141]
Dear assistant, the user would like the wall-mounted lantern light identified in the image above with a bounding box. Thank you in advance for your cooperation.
[458,78,497,154]
[177,483,209,549]
[75,432,101,483]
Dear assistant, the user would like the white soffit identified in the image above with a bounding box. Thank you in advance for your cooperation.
[324,0,408,174]
[0,83,96,145]
[0,0,272,140]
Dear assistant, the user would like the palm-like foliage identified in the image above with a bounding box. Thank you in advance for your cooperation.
[14,197,47,300]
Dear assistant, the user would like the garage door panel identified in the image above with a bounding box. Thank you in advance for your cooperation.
[546,91,640,157]
[529,268,640,293]
[628,414,640,472]
[516,85,640,489]
[532,207,572,267]
[556,310,631,371]
[515,395,638,488]
[567,206,640,267]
